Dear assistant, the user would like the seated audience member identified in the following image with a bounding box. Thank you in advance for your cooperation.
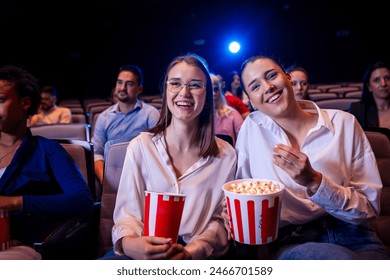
[225,70,243,99]
[349,61,390,131]
[285,65,312,100]
[92,64,160,185]
[225,70,254,113]
[216,74,250,119]
[211,73,243,146]
[0,65,94,260]
[100,53,236,260]
[28,85,72,126]
[222,55,389,260]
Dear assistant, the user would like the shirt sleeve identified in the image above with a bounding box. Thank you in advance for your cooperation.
[22,139,94,216]
[147,106,160,128]
[92,113,107,161]
[308,123,382,224]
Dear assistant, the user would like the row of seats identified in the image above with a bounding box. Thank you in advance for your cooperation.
[58,95,163,133]
[308,82,363,106]
[32,128,390,259]
[310,82,363,93]
[314,98,360,111]
[308,84,362,111]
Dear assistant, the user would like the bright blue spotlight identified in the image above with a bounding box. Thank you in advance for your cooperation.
[228,41,241,54]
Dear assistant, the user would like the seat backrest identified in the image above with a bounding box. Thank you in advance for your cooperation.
[315,98,360,111]
[71,113,87,124]
[315,84,341,92]
[87,104,110,125]
[56,139,96,201]
[31,123,91,142]
[365,130,390,254]
[86,102,111,115]
[90,113,101,136]
[365,131,390,214]
[216,134,233,146]
[344,90,362,99]
[309,92,338,102]
[327,86,361,97]
[98,141,129,257]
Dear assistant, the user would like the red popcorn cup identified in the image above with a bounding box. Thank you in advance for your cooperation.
[0,210,10,251]
[144,191,186,243]
[222,179,285,245]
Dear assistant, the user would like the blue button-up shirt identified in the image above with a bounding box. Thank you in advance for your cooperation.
[92,99,160,161]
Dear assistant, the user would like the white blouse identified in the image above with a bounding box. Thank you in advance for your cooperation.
[236,100,382,227]
[112,132,237,259]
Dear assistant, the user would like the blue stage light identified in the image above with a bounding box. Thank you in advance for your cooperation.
[228,41,241,54]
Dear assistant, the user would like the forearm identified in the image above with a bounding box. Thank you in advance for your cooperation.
[94,160,104,185]
[0,196,23,211]
[309,175,381,224]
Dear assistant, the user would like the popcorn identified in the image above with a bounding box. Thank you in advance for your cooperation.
[226,179,281,195]
[222,179,285,244]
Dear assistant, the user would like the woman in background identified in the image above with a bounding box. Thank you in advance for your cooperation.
[349,61,390,133]
[211,73,243,146]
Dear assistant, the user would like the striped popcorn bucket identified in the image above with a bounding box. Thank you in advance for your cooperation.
[0,210,10,251]
[144,191,186,243]
[222,179,285,245]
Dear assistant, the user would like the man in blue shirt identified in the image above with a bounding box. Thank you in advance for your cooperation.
[92,64,160,187]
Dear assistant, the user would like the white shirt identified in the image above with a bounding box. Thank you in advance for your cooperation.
[112,132,237,259]
[235,100,382,227]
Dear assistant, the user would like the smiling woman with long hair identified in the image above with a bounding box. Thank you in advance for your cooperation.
[101,53,237,260]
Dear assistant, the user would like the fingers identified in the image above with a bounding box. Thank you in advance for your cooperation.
[221,206,232,240]
[273,144,298,163]
[147,236,172,245]
[166,244,191,260]
[122,236,172,259]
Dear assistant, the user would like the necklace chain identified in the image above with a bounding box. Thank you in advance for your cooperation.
[0,145,19,163]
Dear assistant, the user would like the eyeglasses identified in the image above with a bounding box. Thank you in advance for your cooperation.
[166,79,205,94]
[213,87,220,93]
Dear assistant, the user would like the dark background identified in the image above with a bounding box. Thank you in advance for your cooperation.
[1,0,388,100]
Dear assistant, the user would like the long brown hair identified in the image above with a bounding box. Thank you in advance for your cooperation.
[149,53,218,157]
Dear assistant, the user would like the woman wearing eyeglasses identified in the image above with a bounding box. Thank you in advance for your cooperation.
[101,53,237,260]
[211,73,244,146]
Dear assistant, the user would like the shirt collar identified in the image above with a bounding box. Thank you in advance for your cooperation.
[249,100,335,135]
[109,99,142,113]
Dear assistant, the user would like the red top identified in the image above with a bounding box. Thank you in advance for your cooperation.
[225,95,249,115]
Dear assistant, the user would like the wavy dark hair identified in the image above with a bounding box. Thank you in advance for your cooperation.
[361,61,390,106]
[149,53,218,157]
[225,70,244,99]
[0,65,40,116]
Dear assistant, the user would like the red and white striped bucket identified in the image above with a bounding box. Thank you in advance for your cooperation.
[0,210,10,251]
[144,191,186,243]
[223,179,284,245]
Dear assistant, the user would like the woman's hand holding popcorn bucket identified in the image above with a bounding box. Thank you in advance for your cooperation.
[222,179,285,245]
